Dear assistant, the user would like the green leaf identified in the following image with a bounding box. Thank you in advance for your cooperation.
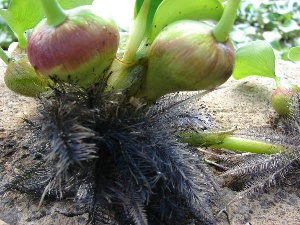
[59,0,93,10]
[0,0,93,48]
[0,0,43,48]
[288,46,300,61]
[232,41,276,80]
[149,0,224,42]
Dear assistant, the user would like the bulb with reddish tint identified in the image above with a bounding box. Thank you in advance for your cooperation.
[271,85,300,115]
[27,6,119,87]
[137,20,235,101]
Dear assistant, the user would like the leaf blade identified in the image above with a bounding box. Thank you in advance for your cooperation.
[232,41,276,80]
[59,0,93,10]
[288,46,300,62]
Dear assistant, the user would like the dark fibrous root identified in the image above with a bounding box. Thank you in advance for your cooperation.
[1,81,220,224]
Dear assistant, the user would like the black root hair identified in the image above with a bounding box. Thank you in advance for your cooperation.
[1,82,221,225]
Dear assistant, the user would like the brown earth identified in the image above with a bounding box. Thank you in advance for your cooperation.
[0,59,299,225]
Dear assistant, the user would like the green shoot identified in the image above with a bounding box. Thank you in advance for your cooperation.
[180,130,286,154]
[122,0,151,62]
[213,0,241,43]
[39,0,67,27]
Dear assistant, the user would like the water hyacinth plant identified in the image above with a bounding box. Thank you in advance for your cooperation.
[0,0,300,224]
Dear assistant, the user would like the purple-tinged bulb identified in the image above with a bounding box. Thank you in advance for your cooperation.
[137,20,235,101]
[271,85,299,115]
[27,6,119,87]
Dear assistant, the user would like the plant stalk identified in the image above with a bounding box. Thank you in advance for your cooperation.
[40,0,67,27]
[0,47,9,64]
[274,76,281,88]
[18,33,28,49]
[210,136,286,154]
[212,0,241,43]
[180,130,286,154]
[122,0,150,62]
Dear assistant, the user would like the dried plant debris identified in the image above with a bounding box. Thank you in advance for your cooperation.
[219,94,300,204]
[0,83,223,225]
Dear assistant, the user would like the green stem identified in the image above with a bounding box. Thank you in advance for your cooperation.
[18,32,28,49]
[0,47,9,64]
[122,0,150,62]
[180,130,286,154]
[210,136,286,154]
[40,0,67,27]
[212,0,241,43]
[274,75,281,88]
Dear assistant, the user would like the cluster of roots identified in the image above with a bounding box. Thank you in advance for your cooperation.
[1,81,222,225]
[3,76,299,225]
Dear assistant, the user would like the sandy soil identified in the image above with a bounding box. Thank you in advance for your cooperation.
[0,59,300,225]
